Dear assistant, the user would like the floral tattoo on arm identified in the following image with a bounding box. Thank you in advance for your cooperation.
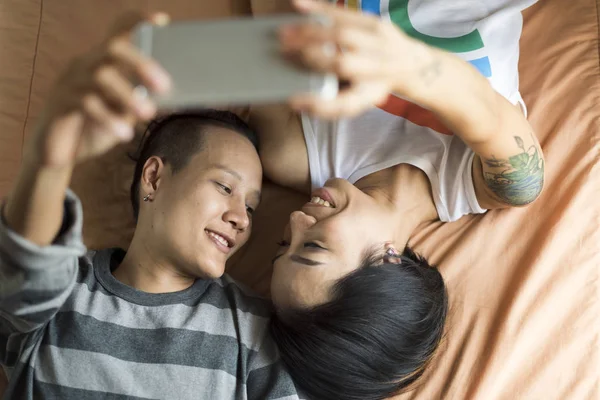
[483,134,544,206]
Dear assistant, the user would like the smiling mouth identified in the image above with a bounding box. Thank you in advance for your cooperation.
[205,230,234,253]
[309,196,335,208]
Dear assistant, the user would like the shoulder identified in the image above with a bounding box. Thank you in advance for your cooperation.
[80,248,119,271]
[210,275,273,319]
[208,276,277,361]
[75,248,122,293]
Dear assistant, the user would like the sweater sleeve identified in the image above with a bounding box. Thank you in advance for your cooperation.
[0,190,86,367]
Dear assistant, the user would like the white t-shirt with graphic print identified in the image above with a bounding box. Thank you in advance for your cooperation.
[302,0,536,222]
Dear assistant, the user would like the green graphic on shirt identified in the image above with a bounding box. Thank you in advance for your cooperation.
[388,0,484,52]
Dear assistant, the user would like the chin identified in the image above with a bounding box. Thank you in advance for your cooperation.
[197,260,226,280]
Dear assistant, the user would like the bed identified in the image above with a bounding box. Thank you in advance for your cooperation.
[0,0,598,398]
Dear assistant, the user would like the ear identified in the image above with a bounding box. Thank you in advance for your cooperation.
[140,156,166,198]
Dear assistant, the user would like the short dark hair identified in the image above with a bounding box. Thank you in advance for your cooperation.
[129,109,258,220]
[270,247,448,400]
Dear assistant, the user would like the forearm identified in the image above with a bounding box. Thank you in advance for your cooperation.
[3,156,73,246]
[398,45,544,206]
[400,44,532,152]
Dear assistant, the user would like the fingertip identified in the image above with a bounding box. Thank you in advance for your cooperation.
[133,95,157,120]
[291,95,338,118]
[374,95,388,107]
[278,25,296,42]
[292,0,317,11]
[150,12,170,26]
[147,63,172,93]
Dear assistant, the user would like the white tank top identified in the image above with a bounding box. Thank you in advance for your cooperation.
[302,0,533,222]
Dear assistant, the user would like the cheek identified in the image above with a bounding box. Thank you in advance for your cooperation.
[153,200,197,250]
[320,219,357,250]
[271,264,330,308]
[271,263,304,295]
[270,265,292,307]
[319,223,368,275]
[156,187,220,238]
[323,210,385,252]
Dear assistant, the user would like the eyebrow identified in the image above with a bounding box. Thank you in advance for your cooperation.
[290,255,323,267]
[212,164,261,203]
[271,254,323,267]
[213,164,242,180]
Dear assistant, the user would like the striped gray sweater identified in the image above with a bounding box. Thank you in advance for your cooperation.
[0,192,301,400]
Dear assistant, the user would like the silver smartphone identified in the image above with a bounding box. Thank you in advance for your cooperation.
[132,14,338,109]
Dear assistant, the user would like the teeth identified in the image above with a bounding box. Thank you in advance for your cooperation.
[207,231,229,247]
[310,196,334,208]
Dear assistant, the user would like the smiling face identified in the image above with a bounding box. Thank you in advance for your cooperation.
[270,178,398,309]
[140,127,262,279]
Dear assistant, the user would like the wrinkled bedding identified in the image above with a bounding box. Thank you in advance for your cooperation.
[0,0,598,398]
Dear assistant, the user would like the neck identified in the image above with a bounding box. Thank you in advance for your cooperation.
[114,229,196,294]
[355,164,438,248]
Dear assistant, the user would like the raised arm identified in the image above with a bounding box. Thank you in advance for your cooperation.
[5,12,170,244]
[0,12,170,366]
[394,46,544,209]
[278,0,544,208]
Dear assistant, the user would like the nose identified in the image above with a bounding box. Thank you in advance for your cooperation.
[223,199,250,232]
[289,211,317,235]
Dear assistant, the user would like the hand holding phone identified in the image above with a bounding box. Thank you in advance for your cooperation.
[34,12,170,168]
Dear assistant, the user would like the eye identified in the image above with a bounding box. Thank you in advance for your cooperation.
[246,206,255,216]
[215,182,232,194]
[277,240,290,247]
[304,242,326,250]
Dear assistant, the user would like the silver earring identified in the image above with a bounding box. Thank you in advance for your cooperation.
[143,194,151,202]
[386,247,400,257]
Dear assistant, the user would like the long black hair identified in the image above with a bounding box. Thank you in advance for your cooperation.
[129,109,258,220]
[270,247,448,400]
